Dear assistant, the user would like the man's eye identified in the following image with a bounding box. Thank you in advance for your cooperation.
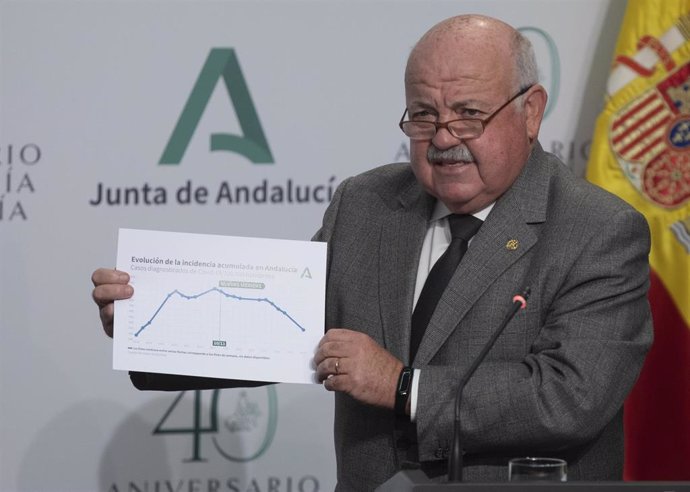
[411,110,435,120]
[461,108,482,117]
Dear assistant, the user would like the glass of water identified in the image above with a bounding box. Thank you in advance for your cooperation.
[508,457,567,482]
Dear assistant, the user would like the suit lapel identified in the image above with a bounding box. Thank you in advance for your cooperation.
[412,144,551,366]
[379,180,434,365]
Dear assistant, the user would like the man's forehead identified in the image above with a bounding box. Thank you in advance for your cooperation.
[404,53,512,100]
[405,59,495,84]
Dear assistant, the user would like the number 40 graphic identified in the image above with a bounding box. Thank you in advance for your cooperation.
[153,387,278,463]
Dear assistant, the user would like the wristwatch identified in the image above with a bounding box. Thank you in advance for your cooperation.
[395,366,413,417]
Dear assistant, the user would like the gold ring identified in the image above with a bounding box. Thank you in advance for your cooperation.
[335,358,340,375]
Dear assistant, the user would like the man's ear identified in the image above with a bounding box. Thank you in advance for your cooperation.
[523,84,548,141]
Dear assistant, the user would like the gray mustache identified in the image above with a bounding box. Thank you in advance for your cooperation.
[427,145,474,162]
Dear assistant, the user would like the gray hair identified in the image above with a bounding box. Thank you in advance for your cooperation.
[512,30,538,90]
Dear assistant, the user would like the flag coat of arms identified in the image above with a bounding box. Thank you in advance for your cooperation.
[586,0,690,480]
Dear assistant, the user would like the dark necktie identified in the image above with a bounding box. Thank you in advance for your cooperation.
[409,214,483,363]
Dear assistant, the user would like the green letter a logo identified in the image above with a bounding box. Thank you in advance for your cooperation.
[160,48,274,165]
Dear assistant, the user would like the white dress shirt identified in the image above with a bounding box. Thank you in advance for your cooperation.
[409,200,494,421]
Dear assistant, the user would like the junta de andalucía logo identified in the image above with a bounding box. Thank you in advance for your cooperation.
[159,48,274,165]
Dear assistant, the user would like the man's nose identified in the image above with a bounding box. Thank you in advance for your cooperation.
[431,126,462,150]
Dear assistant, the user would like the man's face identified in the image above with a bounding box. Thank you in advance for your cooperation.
[405,31,539,214]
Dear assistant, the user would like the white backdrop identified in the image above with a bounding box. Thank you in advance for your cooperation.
[1,1,625,490]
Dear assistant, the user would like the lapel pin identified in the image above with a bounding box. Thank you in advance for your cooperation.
[506,239,519,251]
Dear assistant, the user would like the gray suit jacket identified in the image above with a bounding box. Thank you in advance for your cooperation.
[313,143,652,489]
[131,144,652,490]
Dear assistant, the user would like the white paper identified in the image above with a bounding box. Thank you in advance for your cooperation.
[113,228,326,384]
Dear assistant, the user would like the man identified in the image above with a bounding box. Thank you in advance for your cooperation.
[93,14,652,489]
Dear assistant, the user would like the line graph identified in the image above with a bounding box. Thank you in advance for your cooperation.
[135,287,306,337]
[113,229,326,384]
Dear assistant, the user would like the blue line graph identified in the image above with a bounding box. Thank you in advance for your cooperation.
[135,287,306,337]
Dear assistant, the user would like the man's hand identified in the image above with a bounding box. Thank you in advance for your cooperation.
[314,328,404,409]
[91,268,133,338]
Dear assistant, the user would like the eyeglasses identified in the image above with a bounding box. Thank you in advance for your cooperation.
[399,85,533,141]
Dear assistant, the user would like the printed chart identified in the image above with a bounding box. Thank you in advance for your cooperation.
[113,228,326,384]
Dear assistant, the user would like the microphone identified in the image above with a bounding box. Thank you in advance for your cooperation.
[447,288,531,482]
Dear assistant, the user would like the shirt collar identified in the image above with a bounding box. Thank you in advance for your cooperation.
[431,200,495,223]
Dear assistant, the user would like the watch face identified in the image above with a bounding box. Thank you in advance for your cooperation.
[395,368,413,417]
[398,368,412,393]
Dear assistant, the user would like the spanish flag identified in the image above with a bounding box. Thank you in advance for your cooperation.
[586,0,690,480]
